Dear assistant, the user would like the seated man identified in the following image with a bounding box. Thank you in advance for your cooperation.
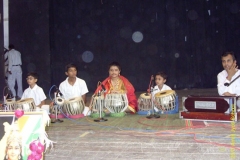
[217,51,240,110]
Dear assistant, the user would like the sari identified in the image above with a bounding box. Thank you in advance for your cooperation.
[94,76,138,113]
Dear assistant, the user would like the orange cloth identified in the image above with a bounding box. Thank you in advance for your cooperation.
[94,76,138,113]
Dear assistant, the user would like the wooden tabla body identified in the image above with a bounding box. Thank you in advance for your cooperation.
[63,97,85,116]
[15,98,36,111]
[137,93,152,115]
[104,93,128,116]
[154,90,179,114]
[5,99,16,111]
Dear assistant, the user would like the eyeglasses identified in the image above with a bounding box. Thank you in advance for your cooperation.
[26,78,34,80]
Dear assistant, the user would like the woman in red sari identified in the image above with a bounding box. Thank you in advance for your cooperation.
[94,62,138,113]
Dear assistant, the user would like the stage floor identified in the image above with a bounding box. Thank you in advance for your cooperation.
[44,88,240,160]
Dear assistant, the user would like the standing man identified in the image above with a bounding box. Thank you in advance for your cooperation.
[217,51,240,109]
[7,44,23,100]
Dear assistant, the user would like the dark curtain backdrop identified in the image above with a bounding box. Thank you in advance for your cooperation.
[49,0,240,91]
[1,0,239,97]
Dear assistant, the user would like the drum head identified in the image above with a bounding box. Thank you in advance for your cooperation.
[56,97,65,105]
[140,93,151,99]
[155,90,175,97]
[16,98,35,111]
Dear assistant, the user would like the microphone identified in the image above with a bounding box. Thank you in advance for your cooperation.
[101,83,106,92]
[55,87,63,97]
[224,83,229,87]
[224,75,240,87]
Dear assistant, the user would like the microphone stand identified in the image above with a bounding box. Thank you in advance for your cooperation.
[146,86,160,119]
[94,90,107,122]
[51,92,64,123]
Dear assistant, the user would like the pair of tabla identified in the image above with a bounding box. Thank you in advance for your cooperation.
[50,97,85,118]
[5,98,36,111]
[138,90,178,115]
[91,93,128,117]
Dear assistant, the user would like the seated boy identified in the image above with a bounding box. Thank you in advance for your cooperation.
[21,72,47,111]
[59,63,90,116]
[152,71,172,112]
[152,71,172,97]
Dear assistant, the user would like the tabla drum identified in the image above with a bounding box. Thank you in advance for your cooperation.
[63,97,85,119]
[5,99,16,111]
[154,90,179,114]
[137,93,153,115]
[15,98,36,111]
[104,93,128,117]
[90,95,105,118]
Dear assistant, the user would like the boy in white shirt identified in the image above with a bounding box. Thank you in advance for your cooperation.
[59,63,90,116]
[21,72,50,126]
[21,72,46,108]
[152,71,172,97]
[151,72,172,113]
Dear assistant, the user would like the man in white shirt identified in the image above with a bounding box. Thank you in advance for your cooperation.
[7,44,23,99]
[217,51,240,109]
[59,63,90,116]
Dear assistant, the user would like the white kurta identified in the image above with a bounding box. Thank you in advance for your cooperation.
[59,77,88,100]
[152,84,172,97]
[21,84,46,106]
[217,69,240,110]
[217,69,240,96]
[59,77,90,116]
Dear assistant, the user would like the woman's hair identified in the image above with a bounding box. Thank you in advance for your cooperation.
[155,71,168,80]
[108,61,121,71]
[65,63,78,72]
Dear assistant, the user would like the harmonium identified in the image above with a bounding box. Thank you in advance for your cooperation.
[179,95,240,122]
